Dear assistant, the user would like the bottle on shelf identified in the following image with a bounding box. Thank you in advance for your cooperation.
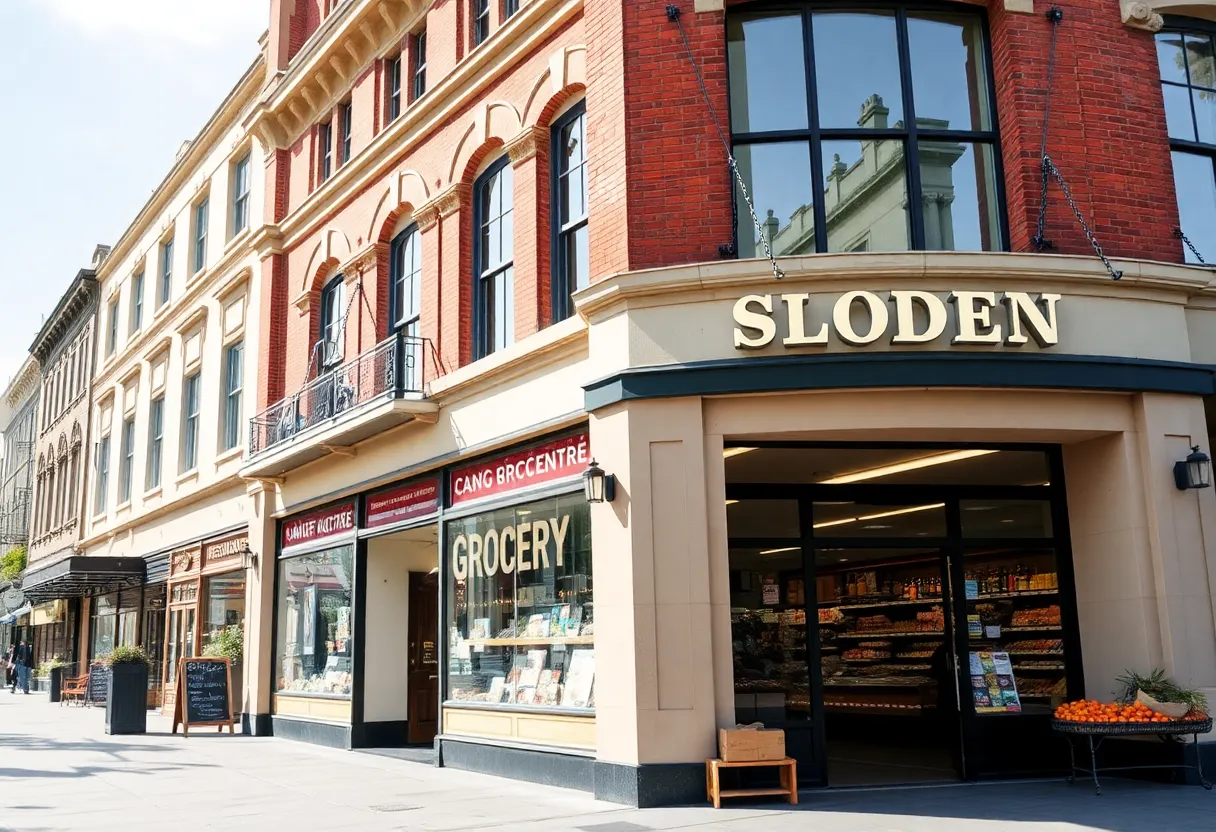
[909,579,919,601]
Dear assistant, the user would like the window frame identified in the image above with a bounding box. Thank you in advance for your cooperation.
[340,102,353,166]
[503,0,519,20]
[413,30,428,102]
[223,341,244,452]
[390,224,423,335]
[473,0,490,46]
[550,100,589,323]
[94,434,110,515]
[1159,15,1216,262]
[159,236,173,308]
[232,153,251,236]
[147,396,164,490]
[387,54,402,122]
[319,121,334,183]
[181,372,201,473]
[726,1,1008,254]
[193,197,208,274]
[119,416,135,504]
[472,156,515,360]
[107,298,120,357]
[130,272,144,335]
[319,275,347,369]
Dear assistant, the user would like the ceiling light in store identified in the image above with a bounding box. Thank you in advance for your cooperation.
[862,524,892,530]
[812,502,945,530]
[723,447,756,459]
[819,449,999,484]
[759,546,799,555]
[725,500,739,506]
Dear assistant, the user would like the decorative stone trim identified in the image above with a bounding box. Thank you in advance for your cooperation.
[434,183,470,219]
[1121,1,1164,32]
[1004,0,1034,13]
[415,203,441,232]
[693,0,725,10]
[506,126,548,165]
[342,244,381,277]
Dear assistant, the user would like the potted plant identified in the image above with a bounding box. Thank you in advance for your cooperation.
[103,645,152,735]
[36,656,69,702]
[1117,668,1210,720]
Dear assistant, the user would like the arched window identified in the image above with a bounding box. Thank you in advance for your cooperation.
[1157,20,1216,262]
[473,156,515,359]
[391,224,422,338]
[319,275,347,370]
[552,100,589,322]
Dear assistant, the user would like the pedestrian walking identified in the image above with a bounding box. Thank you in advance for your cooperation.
[13,640,33,694]
[5,642,15,692]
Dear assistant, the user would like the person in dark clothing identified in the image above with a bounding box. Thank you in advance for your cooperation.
[4,643,14,690]
[13,640,33,694]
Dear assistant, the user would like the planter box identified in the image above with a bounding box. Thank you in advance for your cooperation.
[106,663,149,735]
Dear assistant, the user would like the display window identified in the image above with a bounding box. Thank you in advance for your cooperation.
[203,571,245,650]
[275,546,354,696]
[89,593,118,660]
[445,493,594,711]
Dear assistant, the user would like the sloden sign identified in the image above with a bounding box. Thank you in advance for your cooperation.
[732,290,1061,350]
[366,478,440,529]
[281,502,356,552]
[450,433,590,506]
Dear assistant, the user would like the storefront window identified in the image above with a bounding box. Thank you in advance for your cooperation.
[203,571,246,650]
[143,585,166,692]
[275,546,354,696]
[90,593,117,660]
[445,493,593,710]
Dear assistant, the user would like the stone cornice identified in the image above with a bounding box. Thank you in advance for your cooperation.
[3,356,41,409]
[506,125,548,165]
[30,272,98,363]
[574,252,1216,323]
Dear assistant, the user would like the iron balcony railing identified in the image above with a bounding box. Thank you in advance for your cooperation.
[249,332,429,457]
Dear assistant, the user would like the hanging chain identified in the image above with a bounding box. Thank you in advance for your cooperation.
[1043,157,1122,280]
[1032,8,1121,280]
[667,5,785,279]
[1174,227,1209,265]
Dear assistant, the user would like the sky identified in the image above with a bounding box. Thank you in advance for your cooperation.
[0,0,267,391]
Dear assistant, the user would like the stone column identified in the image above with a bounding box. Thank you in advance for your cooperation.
[243,479,280,734]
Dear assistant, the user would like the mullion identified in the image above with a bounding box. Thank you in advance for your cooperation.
[1181,31,1201,144]
[895,6,925,250]
[803,7,828,253]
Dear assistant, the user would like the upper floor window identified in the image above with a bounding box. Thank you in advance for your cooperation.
[223,341,244,452]
[130,272,144,334]
[119,416,135,504]
[181,372,201,472]
[319,121,334,183]
[504,0,519,20]
[107,298,120,357]
[553,102,589,321]
[193,197,209,274]
[232,153,251,236]
[387,55,403,122]
[340,102,353,166]
[473,158,515,359]
[473,0,490,46]
[391,225,422,336]
[727,5,1003,256]
[1158,23,1216,263]
[319,276,347,369]
[147,396,164,490]
[94,434,110,515]
[159,235,174,308]
[413,30,428,102]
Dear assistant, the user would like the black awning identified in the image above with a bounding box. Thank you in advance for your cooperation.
[22,557,145,604]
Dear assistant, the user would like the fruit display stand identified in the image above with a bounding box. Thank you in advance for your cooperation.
[1052,717,1213,795]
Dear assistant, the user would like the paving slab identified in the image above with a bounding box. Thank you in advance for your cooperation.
[1,691,1213,831]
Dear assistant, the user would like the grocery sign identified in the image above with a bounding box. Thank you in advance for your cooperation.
[449,433,589,506]
[366,478,440,529]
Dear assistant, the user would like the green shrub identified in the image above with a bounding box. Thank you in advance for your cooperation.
[0,545,26,582]
[34,655,68,678]
[202,625,244,664]
[104,645,152,667]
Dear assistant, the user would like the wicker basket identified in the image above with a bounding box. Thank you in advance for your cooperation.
[1052,717,1213,736]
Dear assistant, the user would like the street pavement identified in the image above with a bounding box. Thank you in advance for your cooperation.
[1,691,1213,831]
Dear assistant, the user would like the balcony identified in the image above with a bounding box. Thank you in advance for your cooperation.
[242,333,438,479]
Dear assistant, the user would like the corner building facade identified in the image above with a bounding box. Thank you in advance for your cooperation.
[243,0,1216,805]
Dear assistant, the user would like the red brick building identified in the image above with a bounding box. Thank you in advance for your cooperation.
[239,0,1216,805]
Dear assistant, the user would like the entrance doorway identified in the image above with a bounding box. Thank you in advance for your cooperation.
[407,571,439,744]
[726,445,1082,787]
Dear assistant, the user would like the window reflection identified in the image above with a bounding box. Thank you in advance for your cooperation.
[822,139,909,252]
[813,11,903,129]
[734,142,816,258]
[907,13,991,131]
[728,13,809,133]
[1159,26,1216,263]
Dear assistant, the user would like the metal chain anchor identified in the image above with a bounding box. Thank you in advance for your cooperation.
[1174,228,1209,265]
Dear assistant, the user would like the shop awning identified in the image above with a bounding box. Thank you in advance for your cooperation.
[0,604,31,625]
[21,557,145,604]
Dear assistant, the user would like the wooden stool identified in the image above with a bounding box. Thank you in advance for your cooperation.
[705,757,798,809]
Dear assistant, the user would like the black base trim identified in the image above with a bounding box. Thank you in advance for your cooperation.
[271,716,351,749]
[243,712,273,736]
[356,720,410,748]
[1098,736,1216,786]
[584,351,1216,412]
[437,738,707,807]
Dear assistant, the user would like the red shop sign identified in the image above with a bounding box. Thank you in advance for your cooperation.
[450,432,590,506]
[281,502,356,551]
[366,478,440,529]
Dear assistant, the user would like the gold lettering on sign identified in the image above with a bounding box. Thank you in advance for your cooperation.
[171,550,195,575]
[452,514,572,580]
[205,536,246,566]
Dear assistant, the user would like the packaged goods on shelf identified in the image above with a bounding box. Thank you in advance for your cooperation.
[1011,605,1061,627]
[819,607,845,625]
[1005,638,1063,654]
[843,647,891,660]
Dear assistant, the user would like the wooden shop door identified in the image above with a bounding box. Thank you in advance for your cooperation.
[406,571,439,745]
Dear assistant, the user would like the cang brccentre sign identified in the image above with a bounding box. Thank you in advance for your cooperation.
[732,291,1062,350]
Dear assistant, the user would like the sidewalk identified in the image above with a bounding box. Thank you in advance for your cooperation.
[1,692,1213,831]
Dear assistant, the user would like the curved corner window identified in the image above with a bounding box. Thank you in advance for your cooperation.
[727,4,1004,257]
[1157,22,1216,263]
[473,158,515,359]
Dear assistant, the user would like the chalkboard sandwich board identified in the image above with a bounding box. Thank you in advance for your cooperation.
[172,657,235,736]
[86,662,111,706]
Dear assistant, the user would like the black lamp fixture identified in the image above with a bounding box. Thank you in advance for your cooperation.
[239,543,259,571]
[583,459,616,504]
[1174,445,1211,491]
